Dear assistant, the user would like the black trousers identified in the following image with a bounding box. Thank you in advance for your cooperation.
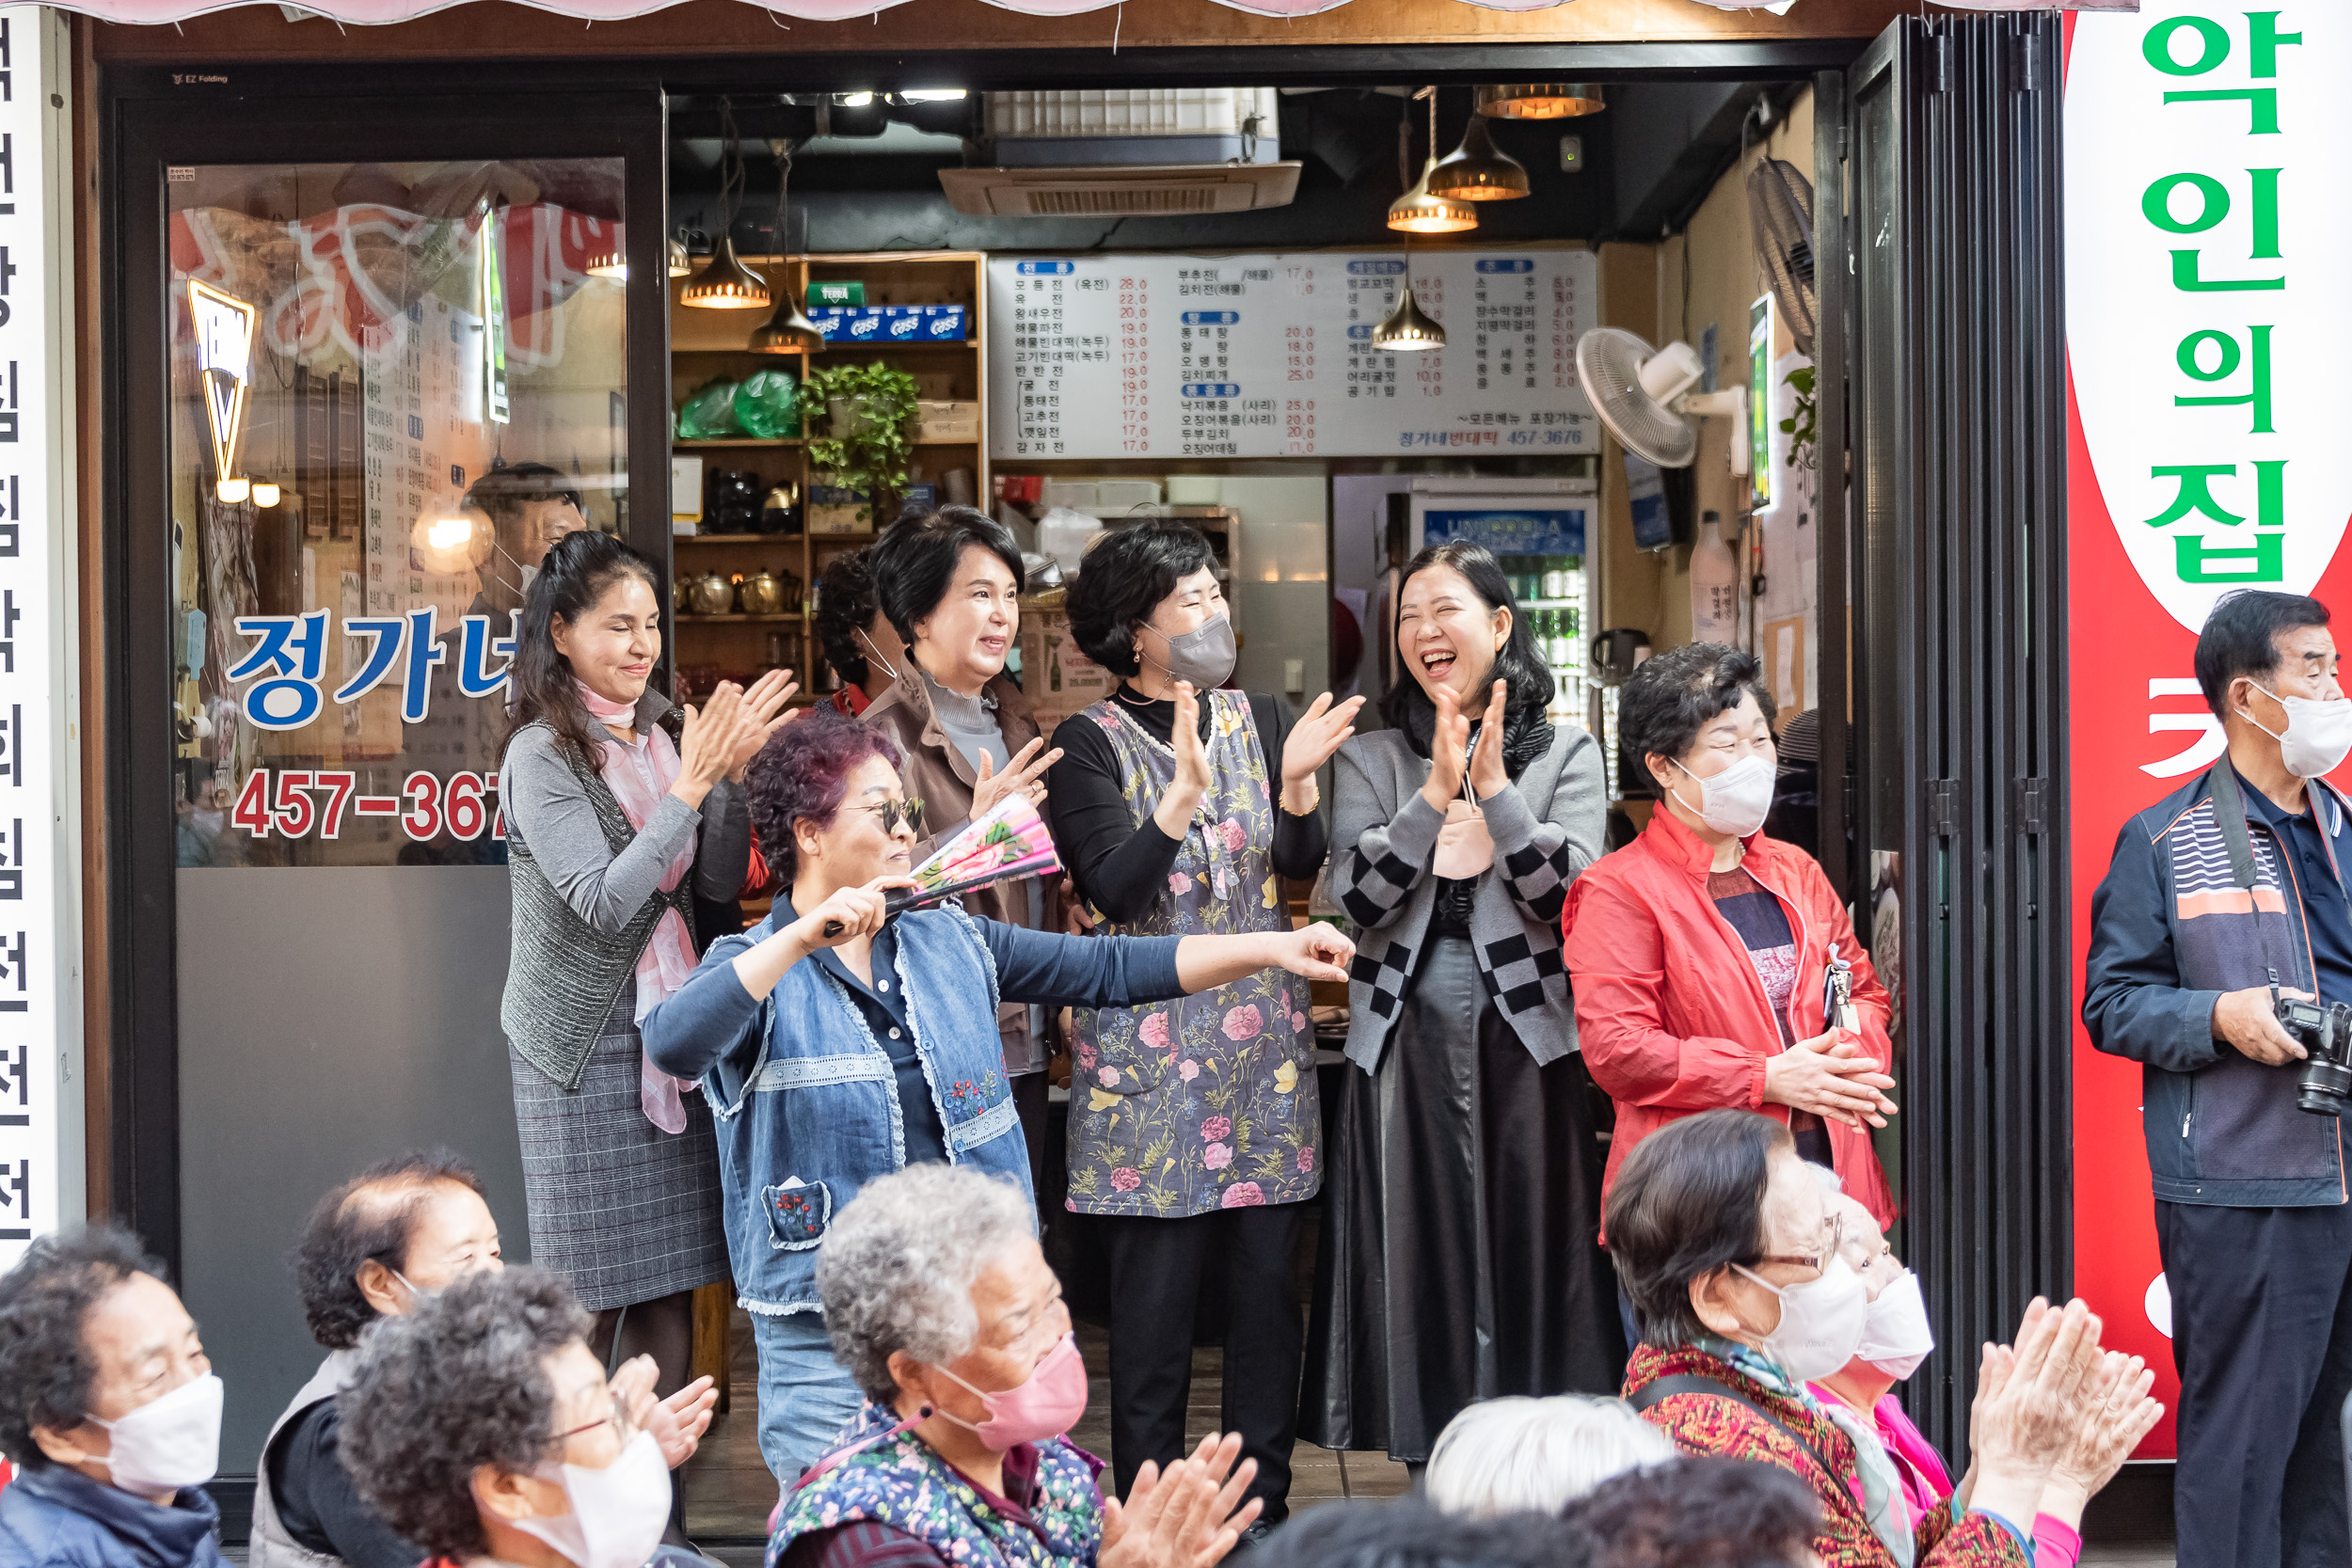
[1102,1203,1305,1521]
[2156,1197,2352,1568]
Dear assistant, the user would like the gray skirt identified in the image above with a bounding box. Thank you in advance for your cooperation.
[507,990,729,1312]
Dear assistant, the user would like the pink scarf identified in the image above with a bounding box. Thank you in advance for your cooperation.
[1811,1385,2084,1568]
[577,681,699,1133]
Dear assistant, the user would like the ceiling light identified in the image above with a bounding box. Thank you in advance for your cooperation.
[748,138,827,355]
[680,238,771,309]
[216,476,250,504]
[682,100,774,310]
[667,237,691,278]
[1373,283,1446,352]
[1477,84,1606,119]
[586,236,628,278]
[838,92,873,108]
[251,480,282,508]
[1431,112,1529,201]
[1388,155,1478,233]
[899,88,966,103]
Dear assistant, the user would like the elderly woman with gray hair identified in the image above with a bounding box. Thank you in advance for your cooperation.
[771,1164,1258,1568]
[1422,1395,1675,1519]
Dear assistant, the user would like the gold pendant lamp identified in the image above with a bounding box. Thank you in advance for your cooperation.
[1388,89,1477,236]
[749,137,828,355]
[682,101,774,310]
[1430,111,1530,202]
[1476,83,1606,119]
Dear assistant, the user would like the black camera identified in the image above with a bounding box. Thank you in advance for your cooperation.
[2275,995,2352,1116]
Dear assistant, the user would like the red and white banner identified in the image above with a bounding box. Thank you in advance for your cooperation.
[40,0,2135,26]
[2066,0,2343,1460]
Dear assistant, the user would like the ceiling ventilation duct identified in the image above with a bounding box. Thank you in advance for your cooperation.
[939,88,1302,217]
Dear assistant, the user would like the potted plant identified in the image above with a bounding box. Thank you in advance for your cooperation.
[803,360,922,526]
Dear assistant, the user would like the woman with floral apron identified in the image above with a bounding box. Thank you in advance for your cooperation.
[1046,519,1360,1531]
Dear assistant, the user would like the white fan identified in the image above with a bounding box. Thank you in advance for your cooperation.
[1574,328,1749,474]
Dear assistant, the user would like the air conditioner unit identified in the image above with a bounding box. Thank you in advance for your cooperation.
[937,162,1302,217]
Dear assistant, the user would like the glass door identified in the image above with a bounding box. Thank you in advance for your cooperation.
[114,91,667,1494]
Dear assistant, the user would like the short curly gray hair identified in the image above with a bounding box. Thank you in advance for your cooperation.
[339,1266,589,1560]
[817,1164,1036,1404]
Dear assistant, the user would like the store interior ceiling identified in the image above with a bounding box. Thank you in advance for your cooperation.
[666,80,1802,256]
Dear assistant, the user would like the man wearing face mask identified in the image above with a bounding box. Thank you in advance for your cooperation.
[0,1226,229,1568]
[2085,590,2352,1568]
[1804,1194,2160,1568]
[340,1268,713,1568]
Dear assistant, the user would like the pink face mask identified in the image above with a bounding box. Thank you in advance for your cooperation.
[931,1332,1089,1450]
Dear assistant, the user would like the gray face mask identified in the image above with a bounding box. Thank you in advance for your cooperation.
[1145,614,1237,690]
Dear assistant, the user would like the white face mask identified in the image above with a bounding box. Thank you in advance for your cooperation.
[1731,1256,1870,1384]
[1855,1270,1936,1381]
[513,1428,672,1568]
[2240,684,2352,779]
[1671,753,1776,838]
[90,1372,223,1494]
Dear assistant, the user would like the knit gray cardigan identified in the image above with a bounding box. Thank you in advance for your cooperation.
[1331,723,1605,1070]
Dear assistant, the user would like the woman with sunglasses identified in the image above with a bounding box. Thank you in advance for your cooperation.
[642,707,1356,1485]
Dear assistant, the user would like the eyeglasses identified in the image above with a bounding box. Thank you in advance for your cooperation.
[1747,1211,1847,1276]
[856,798,925,836]
[551,1391,638,1447]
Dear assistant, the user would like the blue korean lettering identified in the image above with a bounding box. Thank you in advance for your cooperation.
[333,616,406,705]
[457,611,516,700]
[403,607,447,723]
[230,610,330,729]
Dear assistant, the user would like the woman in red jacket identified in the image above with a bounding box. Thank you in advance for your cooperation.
[1561,642,1899,1226]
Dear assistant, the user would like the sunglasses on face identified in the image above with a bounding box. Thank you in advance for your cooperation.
[856,798,926,836]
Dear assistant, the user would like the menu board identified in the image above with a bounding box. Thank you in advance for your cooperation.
[989,248,1598,461]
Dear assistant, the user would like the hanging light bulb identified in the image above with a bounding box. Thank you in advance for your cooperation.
[585,230,628,278]
[1389,90,1477,234]
[749,138,829,356]
[1430,113,1529,201]
[668,236,692,278]
[1373,281,1446,352]
[682,101,774,310]
[1476,84,1606,119]
[251,479,282,508]
[216,476,250,504]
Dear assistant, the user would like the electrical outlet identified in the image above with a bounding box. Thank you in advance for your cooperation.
[1559,135,1583,173]
[1283,657,1305,694]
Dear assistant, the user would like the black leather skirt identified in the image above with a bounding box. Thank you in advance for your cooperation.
[1300,932,1626,1462]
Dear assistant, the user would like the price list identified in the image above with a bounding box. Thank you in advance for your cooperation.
[990,247,1597,461]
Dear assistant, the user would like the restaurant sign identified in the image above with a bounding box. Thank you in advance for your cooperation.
[2065,0,2347,1459]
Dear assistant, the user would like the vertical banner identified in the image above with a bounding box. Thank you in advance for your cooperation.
[2066,1,2346,1459]
[0,8,82,1266]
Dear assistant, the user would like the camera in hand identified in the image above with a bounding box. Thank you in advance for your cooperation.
[2276,994,2352,1116]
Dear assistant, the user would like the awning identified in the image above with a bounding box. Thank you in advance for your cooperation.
[58,0,2137,27]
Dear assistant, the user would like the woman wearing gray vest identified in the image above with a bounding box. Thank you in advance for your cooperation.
[1301,540,1621,1467]
[500,529,792,1399]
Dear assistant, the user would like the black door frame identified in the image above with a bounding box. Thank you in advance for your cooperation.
[1817,12,2071,1460]
[103,84,672,1266]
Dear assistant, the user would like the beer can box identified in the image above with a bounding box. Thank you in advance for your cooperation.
[807,280,866,307]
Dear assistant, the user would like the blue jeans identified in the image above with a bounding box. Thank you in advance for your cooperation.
[750,1308,866,1485]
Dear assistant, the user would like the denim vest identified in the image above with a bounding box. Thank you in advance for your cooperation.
[704,903,1034,1315]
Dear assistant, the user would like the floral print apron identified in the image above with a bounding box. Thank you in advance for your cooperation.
[1065,689,1320,1217]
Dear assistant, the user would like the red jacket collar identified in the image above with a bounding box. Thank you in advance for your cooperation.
[1640,801,1769,877]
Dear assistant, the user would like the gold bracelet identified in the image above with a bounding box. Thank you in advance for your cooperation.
[1282,783,1320,815]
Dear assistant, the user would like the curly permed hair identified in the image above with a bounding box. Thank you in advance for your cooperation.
[1615,641,1777,793]
[1562,1454,1819,1566]
[744,704,902,890]
[340,1266,589,1560]
[0,1225,167,1470]
[816,548,882,693]
[293,1148,486,1351]
[816,1164,1035,1405]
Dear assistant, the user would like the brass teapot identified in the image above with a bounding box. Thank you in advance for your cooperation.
[738,567,786,617]
[687,571,736,617]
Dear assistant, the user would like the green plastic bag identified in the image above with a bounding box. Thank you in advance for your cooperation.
[677,379,742,440]
[734,370,801,439]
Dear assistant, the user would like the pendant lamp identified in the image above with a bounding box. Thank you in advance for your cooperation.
[682,102,773,310]
[1388,91,1477,235]
[1372,281,1445,352]
[1476,84,1606,119]
[749,138,828,356]
[1430,112,1530,202]
[667,236,691,278]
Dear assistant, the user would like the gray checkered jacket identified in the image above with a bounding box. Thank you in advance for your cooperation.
[1331,725,1604,1070]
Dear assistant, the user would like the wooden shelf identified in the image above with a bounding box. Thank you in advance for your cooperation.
[675,341,977,354]
[678,613,804,624]
[675,437,803,449]
[674,532,803,545]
